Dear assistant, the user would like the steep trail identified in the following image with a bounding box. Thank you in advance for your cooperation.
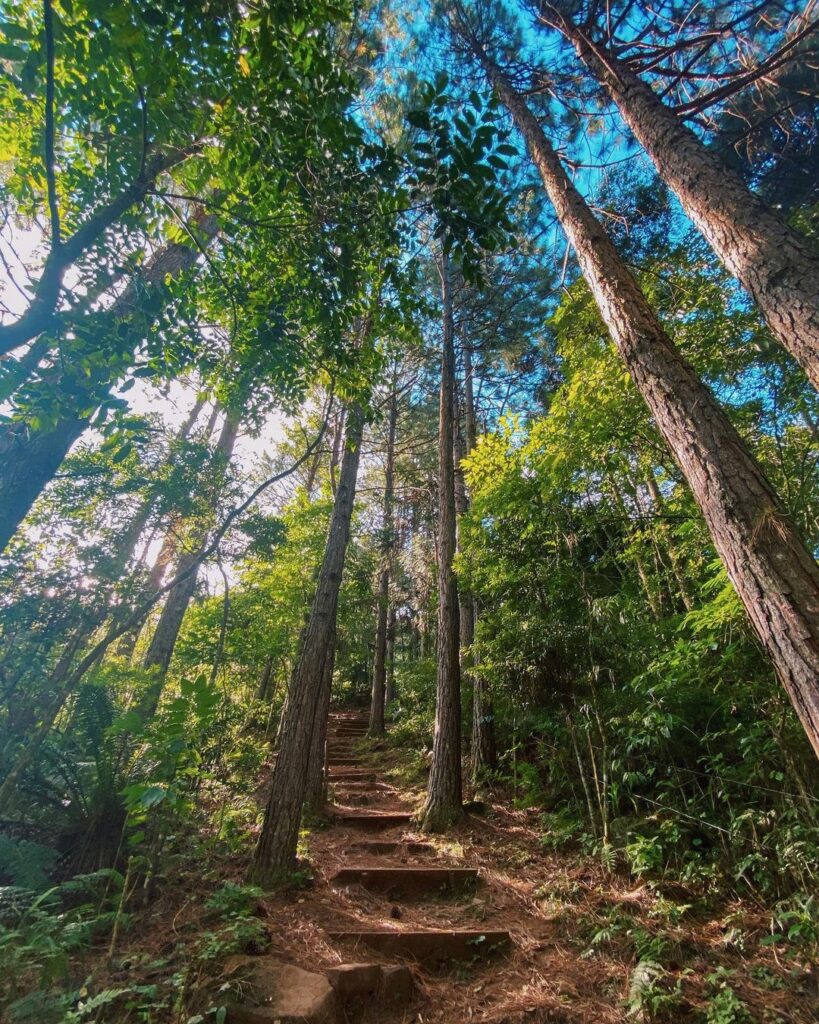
[323,710,511,966]
[249,710,813,1023]
[258,709,612,1022]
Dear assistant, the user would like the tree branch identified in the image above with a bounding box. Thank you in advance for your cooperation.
[0,145,199,357]
[58,404,332,696]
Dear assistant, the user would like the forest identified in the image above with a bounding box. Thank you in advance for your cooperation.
[0,0,817,1021]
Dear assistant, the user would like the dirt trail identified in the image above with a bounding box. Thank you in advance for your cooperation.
[255,710,813,1023]
[260,710,620,1022]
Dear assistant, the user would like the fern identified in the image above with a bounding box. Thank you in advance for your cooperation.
[5,988,72,1024]
[626,958,684,1020]
[71,683,116,752]
[0,836,58,890]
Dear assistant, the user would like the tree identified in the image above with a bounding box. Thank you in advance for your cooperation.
[403,76,516,829]
[135,409,241,721]
[369,385,398,736]
[425,246,464,828]
[453,21,819,760]
[532,1,819,390]
[249,400,366,883]
[0,0,239,355]
[0,212,219,553]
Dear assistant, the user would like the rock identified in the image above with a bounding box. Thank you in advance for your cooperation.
[224,957,337,1023]
[325,963,381,997]
[379,965,414,1003]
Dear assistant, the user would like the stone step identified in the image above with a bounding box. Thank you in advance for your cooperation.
[332,780,393,790]
[328,757,363,767]
[332,791,404,807]
[333,810,413,829]
[345,840,436,857]
[325,929,511,964]
[331,866,478,898]
[328,770,377,782]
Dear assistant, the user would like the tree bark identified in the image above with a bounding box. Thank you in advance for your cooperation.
[474,51,819,760]
[249,403,365,884]
[369,389,398,736]
[0,415,88,553]
[0,214,219,553]
[135,410,239,720]
[385,607,396,706]
[552,15,819,390]
[422,248,463,830]
[304,625,338,817]
[460,340,497,778]
[257,655,275,701]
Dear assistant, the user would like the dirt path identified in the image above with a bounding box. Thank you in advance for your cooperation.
[254,710,813,1023]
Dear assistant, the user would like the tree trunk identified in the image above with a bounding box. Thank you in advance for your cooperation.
[554,17,819,390]
[475,53,819,760]
[385,607,396,706]
[257,655,275,701]
[135,410,239,720]
[304,625,337,817]
[460,340,497,778]
[114,397,214,659]
[109,393,207,652]
[0,215,219,553]
[249,403,365,885]
[369,390,398,736]
[0,415,88,553]
[422,248,463,831]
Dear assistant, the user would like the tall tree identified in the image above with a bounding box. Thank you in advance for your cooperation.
[454,22,819,759]
[249,402,365,883]
[135,409,240,722]
[462,340,497,779]
[369,386,398,736]
[403,77,515,828]
[423,247,464,829]
[532,2,819,390]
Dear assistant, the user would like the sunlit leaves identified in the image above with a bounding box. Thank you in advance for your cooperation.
[404,75,516,283]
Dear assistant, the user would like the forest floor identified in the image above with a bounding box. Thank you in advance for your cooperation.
[93,710,817,1024]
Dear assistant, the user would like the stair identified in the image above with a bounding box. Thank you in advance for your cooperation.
[325,929,511,964]
[333,781,393,792]
[333,810,413,829]
[328,769,377,782]
[331,866,478,898]
[344,840,436,857]
[319,708,514,986]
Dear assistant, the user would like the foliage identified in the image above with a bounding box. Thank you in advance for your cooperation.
[0,0,817,1019]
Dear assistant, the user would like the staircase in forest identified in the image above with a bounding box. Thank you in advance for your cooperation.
[318,708,513,1017]
[227,710,515,1023]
